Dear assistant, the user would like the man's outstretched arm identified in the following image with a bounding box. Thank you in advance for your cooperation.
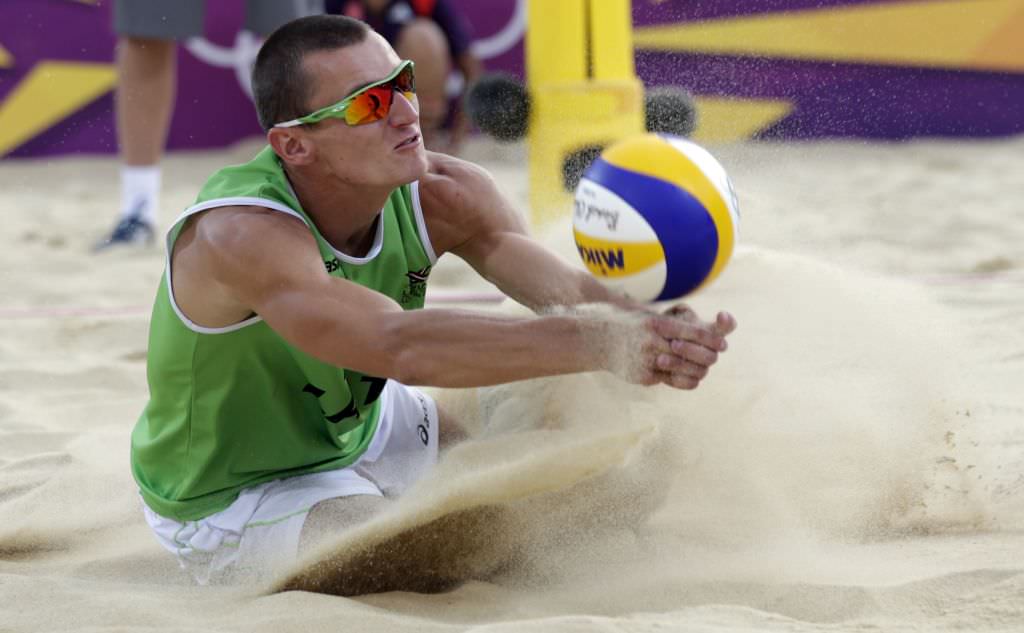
[417,154,737,389]
[193,206,703,389]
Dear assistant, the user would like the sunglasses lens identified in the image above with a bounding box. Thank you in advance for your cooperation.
[395,65,416,98]
[340,64,416,126]
[345,85,392,125]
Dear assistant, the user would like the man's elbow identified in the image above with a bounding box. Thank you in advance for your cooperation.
[377,315,435,386]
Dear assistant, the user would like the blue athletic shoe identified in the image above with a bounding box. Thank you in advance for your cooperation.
[93,214,155,252]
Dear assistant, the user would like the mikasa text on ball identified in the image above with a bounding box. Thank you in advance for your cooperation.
[573,133,740,302]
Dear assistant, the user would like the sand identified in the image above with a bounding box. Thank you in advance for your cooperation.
[1,135,1022,632]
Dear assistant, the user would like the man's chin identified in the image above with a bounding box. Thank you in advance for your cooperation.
[402,149,429,180]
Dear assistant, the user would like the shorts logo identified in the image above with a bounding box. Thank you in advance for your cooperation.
[416,393,431,447]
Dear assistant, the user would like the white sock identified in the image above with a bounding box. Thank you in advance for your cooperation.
[120,165,161,225]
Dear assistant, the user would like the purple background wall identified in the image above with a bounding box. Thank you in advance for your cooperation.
[1,0,273,158]
[630,0,1024,140]
[1,0,1021,159]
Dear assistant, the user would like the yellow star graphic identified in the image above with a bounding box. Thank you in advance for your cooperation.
[0,0,119,156]
[0,62,117,157]
[692,98,794,144]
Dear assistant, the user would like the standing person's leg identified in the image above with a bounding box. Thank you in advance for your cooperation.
[97,0,206,251]
[115,38,176,169]
[112,37,174,222]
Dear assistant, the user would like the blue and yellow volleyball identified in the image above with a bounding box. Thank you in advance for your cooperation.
[573,133,741,302]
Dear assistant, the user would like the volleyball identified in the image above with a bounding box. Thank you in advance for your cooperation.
[572,133,741,303]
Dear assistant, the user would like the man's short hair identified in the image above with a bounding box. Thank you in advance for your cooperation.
[252,15,370,131]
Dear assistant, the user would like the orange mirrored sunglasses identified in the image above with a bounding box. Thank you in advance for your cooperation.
[273,60,416,128]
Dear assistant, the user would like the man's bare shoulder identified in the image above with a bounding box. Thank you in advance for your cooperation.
[416,152,522,255]
[171,205,323,327]
[176,205,319,291]
[425,150,490,178]
[188,205,312,254]
[418,152,494,210]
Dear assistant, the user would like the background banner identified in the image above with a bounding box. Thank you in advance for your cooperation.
[1,0,1022,158]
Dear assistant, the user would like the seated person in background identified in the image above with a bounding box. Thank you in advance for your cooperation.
[327,0,481,154]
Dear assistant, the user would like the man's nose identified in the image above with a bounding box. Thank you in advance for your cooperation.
[389,89,419,126]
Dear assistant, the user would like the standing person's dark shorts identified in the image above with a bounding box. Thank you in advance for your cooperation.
[114,0,324,39]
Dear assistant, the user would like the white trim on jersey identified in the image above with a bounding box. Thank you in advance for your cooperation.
[164,188,431,334]
[409,180,438,265]
[163,197,306,334]
[279,178,388,265]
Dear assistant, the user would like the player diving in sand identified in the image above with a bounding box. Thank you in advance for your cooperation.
[130,14,736,584]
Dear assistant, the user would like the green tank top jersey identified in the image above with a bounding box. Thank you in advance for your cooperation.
[131,146,437,521]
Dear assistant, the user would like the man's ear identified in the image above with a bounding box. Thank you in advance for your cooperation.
[268,127,316,166]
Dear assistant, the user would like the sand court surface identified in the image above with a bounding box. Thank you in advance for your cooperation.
[1,137,1022,632]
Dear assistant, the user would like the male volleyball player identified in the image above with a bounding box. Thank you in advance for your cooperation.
[131,15,736,584]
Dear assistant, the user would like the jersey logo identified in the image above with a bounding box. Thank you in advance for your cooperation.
[324,257,342,274]
[302,375,388,436]
[406,266,431,284]
[401,266,431,305]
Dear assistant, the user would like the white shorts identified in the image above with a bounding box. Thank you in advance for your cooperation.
[142,381,439,585]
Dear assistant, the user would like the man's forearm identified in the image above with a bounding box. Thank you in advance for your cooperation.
[380,308,610,388]
[471,232,640,313]
[504,254,644,315]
